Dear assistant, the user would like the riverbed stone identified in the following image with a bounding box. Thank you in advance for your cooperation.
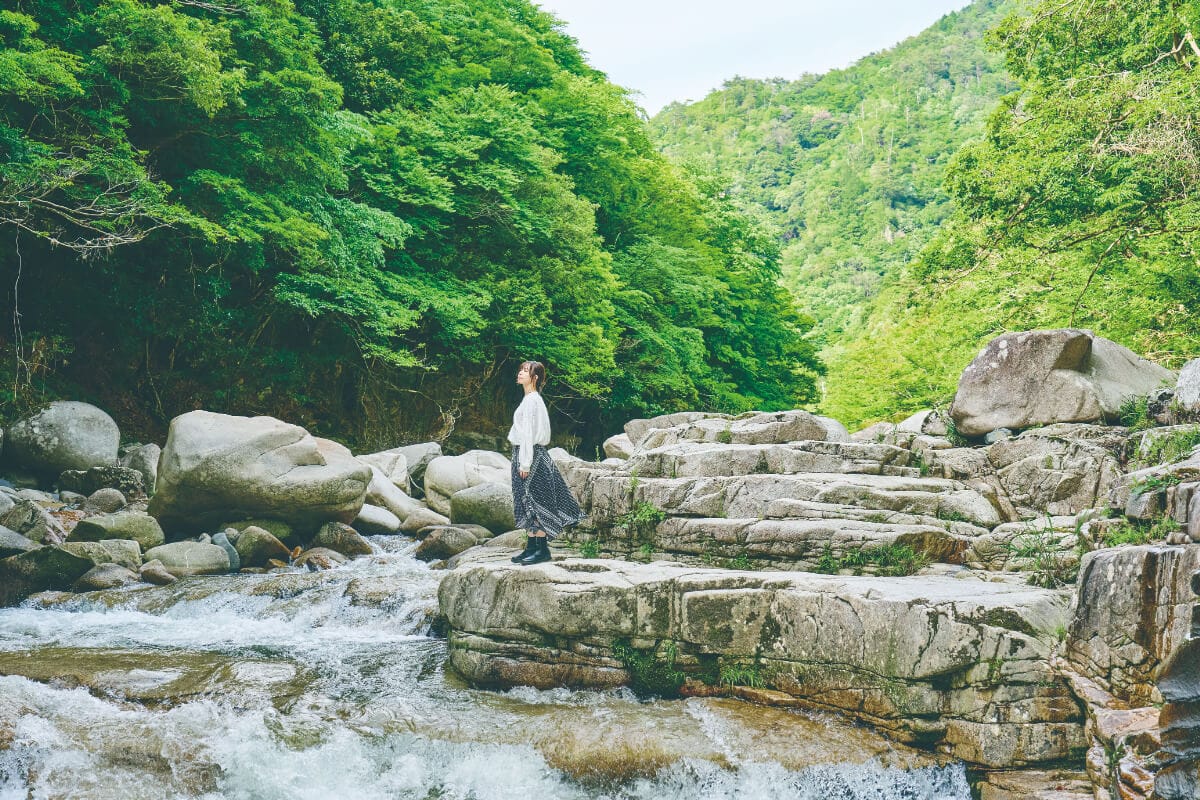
[357,449,410,493]
[354,502,401,534]
[148,411,370,536]
[1175,358,1200,419]
[1066,544,1200,705]
[69,512,165,551]
[220,518,297,547]
[423,450,510,515]
[0,498,67,545]
[73,563,140,591]
[637,410,850,450]
[61,539,141,571]
[0,527,40,558]
[449,482,515,534]
[415,525,481,561]
[440,559,1081,768]
[211,530,240,571]
[310,522,373,558]
[143,541,231,577]
[394,442,441,496]
[363,464,424,522]
[293,547,347,570]
[58,466,144,499]
[0,546,95,605]
[119,443,161,495]
[85,488,127,514]
[4,401,120,478]
[233,525,291,568]
[987,430,1123,517]
[950,330,1175,437]
[139,559,176,585]
[399,506,451,534]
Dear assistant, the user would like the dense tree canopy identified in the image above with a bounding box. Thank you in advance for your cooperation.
[0,0,820,449]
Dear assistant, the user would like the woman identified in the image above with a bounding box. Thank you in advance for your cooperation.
[508,360,586,565]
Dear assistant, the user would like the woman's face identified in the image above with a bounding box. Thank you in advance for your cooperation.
[517,365,531,386]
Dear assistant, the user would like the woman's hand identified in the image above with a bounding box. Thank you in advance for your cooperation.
[520,469,529,479]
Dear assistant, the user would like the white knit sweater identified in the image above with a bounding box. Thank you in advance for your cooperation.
[507,391,551,470]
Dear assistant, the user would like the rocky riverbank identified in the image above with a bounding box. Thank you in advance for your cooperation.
[1,328,1198,799]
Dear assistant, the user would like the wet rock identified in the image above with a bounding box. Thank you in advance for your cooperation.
[61,539,141,571]
[73,563,140,591]
[423,450,510,515]
[139,559,176,585]
[293,547,347,570]
[450,482,515,534]
[0,498,67,545]
[603,433,634,459]
[69,511,165,551]
[142,541,231,577]
[4,401,120,478]
[148,411,370,536]
[0,546,95,605]
[0,526,40,558]
[57,465,145,498]
[233,525,291,568]
[415,525,481,561]
[309,522,373,558]
[354,502,401,535]
[119,442,161,494]
[950,330,1174,437]
[85,487,127,514]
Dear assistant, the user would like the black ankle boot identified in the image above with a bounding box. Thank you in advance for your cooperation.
[511,537,536,563]
[520,537,551,565]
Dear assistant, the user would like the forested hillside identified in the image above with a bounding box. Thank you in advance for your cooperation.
[0,0,819,450]
[652,0,1200,427]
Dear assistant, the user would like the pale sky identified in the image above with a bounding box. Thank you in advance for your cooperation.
[536,0,973,114]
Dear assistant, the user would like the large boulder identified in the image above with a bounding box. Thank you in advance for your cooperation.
[0,499,67,545]
[148,411,370,536]
[395,442,442,495]
[1066,544,1200,706]
[233,525,292,568]
[423,450,510,515]
[1175,358,1200,419]
[602,433,634,460]
[415,525,483,561]
[353,502,401,534]
[449,482,515,534]
[356,449,410,493]
[119,443,161,495]
[73,563,140,591]
[69,512,165,551]
[4,401,120,478]
[143,541,231,577]
[637,410,850,450]
[950,330,1174,437]
[363,465,424,521]
[309,522,373,558]
[57,466,145,498]
[0,546,95,605]
[0,527,40,559]
[60,539,142,571]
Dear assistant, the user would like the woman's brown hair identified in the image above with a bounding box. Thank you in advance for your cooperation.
[521,360,546,391]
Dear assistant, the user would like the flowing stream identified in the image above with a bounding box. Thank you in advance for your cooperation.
[0,538,971,799]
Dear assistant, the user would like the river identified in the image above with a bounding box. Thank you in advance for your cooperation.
[0,538,971,799]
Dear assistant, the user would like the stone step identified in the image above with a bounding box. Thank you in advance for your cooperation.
[582,472,1003,529]
[579,515,972,572]
[439,558,1083,770]
[624,440,918,479]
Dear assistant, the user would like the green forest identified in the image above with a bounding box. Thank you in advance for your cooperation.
[0,0,819,450]
[653,0,1200,427]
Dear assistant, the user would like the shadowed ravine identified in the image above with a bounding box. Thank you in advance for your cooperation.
[0,537,970,799]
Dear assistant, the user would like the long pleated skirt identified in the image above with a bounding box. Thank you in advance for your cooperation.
[511,445,587,540]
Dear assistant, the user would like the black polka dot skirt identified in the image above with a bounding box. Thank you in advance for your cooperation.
[511,445,587,539]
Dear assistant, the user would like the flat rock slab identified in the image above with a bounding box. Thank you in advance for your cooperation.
[625,440,916,479]
[440,559,1083,769]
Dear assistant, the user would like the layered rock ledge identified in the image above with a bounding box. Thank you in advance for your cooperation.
[440,557,1085,769]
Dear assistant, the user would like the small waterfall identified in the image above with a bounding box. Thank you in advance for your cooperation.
[0,539,971,799]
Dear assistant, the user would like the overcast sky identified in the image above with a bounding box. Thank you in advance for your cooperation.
[536,0,972,114]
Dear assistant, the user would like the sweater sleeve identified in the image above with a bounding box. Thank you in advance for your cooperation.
[517,401,535,471]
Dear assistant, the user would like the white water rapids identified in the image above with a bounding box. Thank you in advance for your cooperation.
[0,538,971,799]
